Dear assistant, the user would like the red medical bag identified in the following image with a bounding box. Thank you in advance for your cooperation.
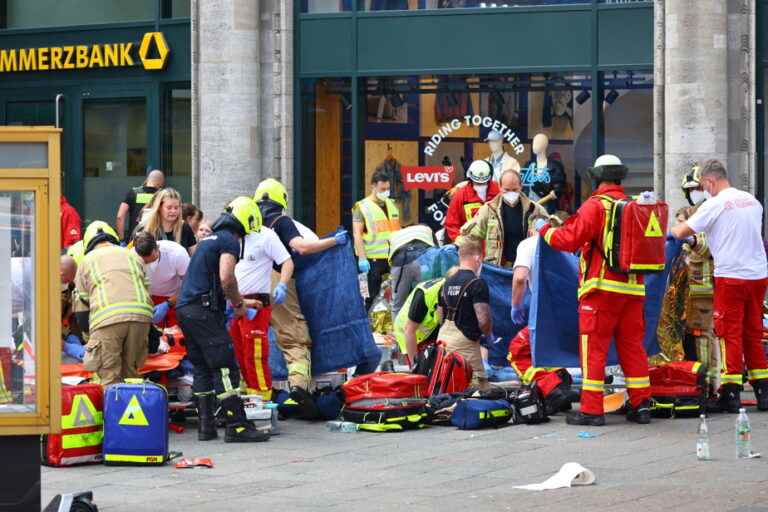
[601,196,668,274]
[429,344,473,396]
[342,372,430,404]
[648,361,706,418]
[42,383,104,466]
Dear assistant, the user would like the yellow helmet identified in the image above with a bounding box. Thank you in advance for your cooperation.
[254,178,288,209]
[226,196,262,235]
[66,240,85,266]
[681,163,702,190]
[83,221,119,254]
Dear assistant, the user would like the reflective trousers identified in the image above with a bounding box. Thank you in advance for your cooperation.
[713,277,768,387]
[229,306,272,399]
[578,291,650,415]
[270,272,312,390]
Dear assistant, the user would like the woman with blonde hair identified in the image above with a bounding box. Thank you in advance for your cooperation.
[137,188,197,253]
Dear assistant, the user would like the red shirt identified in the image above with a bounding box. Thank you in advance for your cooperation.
[60,196,82,249]
[444,181,500,242]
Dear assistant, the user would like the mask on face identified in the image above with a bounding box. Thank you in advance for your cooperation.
[376,190,390,201]
[503,191,520,205]
[689,189,710,204]
[474,184,488,201]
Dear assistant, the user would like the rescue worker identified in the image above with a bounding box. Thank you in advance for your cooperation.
[232,217,295,400]
[460,168,547,267]
[395,277,445,369]
[353,168,401,310]
[176,197,269,442]
[116,169,164,243]
[389,224,438,319]
[538,154,652,426]
[133,231,190,328]
[436,238,493,390]
[60,195,81,250]
[73,221,154,387]
[253,178,347,418]
[671,159,768,412]
[444,160,500,243]
[61,255,85,361]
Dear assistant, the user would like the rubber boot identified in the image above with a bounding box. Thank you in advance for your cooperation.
[625,400,652,424]
[565,411,606,426]
[717,384,741,414]
[221,396,270,443]
[753,379,768,411]
[289,386,321,421]
[196,394,218,441]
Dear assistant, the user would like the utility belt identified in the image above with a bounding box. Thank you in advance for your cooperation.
[243,293,271,307]
[183,293,222,312]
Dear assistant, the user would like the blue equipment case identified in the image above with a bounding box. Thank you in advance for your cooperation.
[103,380,169,465]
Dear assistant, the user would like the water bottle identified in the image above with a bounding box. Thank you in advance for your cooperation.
[696,414,711,461]
[358,273,370,299]
[326,421,359,433]
[736,408,752,459]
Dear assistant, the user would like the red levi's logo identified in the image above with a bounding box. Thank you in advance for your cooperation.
[400,166,455,191]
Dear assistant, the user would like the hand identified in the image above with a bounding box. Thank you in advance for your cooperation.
[273,282,288,305]
[233,303,246,319]
[63,336,85,360]
[358,257,371,274]
[533,218,547,232]
[683,235,697,248]
[245,308,258,321]
[243,298,263,310]
[334,231,349,246]
[511,304,527,327]
[152,301,170,324]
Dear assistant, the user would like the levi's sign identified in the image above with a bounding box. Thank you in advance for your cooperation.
[401,166,455,191]
[0,32,170,73]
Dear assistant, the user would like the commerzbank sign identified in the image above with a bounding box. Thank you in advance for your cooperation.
[0,32,170,73]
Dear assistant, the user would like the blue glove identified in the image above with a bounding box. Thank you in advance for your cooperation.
[533,218,548,232]
[152,301,170,324]
[511,304,527,327]
[63,335,85,361]
[358,257,371,274]
[334,231,349,246]
[246,308,258,321]
[273,282,288,305]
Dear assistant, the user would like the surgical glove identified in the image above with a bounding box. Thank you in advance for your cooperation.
[511,304,527,327]
[63,335,85,361]
[246,308,258,321]
[358,257,371,274]
[533,218,548,232]
[273,282,288,305]
[334,231,349,246]
[152,301,170,324]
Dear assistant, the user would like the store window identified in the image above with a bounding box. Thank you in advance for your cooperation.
[357,0,590,10]
[300,1,353,13]
[163,88,191,176]
[164,0,191,18]
[1,0,155,29]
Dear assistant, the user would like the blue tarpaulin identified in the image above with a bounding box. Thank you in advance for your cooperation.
[269,231,380,378]
[479,264,523,367]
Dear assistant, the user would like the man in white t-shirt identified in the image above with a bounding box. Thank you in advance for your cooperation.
[672,159,768,412]
[510,214,555,327]
[231,226,294,399]
[134,232,190,329]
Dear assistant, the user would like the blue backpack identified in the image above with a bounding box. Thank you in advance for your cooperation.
[450,398,514,430]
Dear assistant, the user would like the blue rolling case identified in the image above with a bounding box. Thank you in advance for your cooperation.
[103,380,169,465]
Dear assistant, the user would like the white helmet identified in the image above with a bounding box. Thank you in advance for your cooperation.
[466,160,493,184]
[588,154,628,183]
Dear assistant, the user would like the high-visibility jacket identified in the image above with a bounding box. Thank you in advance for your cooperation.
[74,244,153,331]
[444,181,500,242]
[357,197,400,260]
[539,183,644,299]
[393,278,443,353]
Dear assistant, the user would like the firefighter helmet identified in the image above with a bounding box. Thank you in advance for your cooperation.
[587,154,628,183]
[66,240,85,266]
[466,160,493,184]
[681,163,704,206]
[83,221,119,254]
[225,196,262,235]
[254,178,288,209]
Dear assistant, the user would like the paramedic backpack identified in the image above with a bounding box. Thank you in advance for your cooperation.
[42,383,104,467]
[598,192,669,274]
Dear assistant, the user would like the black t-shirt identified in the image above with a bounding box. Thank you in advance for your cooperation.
[407,288,440,345]
[501,201,525,263]
[163,223,197,250]
[177,229,241,308]
[438,269,489,341]
[123,185,158,240]
[265,214,300,272]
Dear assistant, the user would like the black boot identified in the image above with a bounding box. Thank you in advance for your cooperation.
[221,396,270,443]
[717,384,741,414]
[753,380,768,411]
[566,411,606,426]
[288,386,321,421]
[625,400,652,424]
[196,393,218,441]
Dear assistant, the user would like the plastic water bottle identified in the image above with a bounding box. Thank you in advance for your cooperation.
[326,421,359,433]
[358,273,370,299]
[736,408,752,459]
[696,414,711,461]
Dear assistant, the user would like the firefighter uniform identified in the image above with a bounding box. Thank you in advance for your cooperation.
[393,278,443,358]
[444,180,500,242]
[539,163,651,422]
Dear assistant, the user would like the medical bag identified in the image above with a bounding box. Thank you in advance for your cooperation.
[42,383,103,467]
[103,380,169,465]
[342,372,430,403]
[648,361,706,418]
[450,398,514,430]
[428,344,473,396]
[340,404,428,432]
[600,195,668,274]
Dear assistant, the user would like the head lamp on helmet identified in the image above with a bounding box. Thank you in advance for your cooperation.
[83,221,119,254]
[254,178,288,210]
[587,154,628,184]
[225,196,262,236]
[466,160,493,184]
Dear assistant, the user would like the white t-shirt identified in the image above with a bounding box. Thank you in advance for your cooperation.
[513,235,538,292]
[236,227,291,295]
[686,187,767,280]
[146,240,190,297]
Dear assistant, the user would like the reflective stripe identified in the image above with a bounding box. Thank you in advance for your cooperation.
[691,362,702,374]
[582,378,604,392]
[62,431,103,450]
[359,198,400,260]
[625,377,650,389]
[747,369,768,381]
[580,335,588,379]
[358,423,403,432]
[629,263,664,271]
[90,302,154,325]
[721,373,743,385]
[252,331,267,392]
[393,278,443,353]
[543,227,556,245]
[135,192,154,205]
[287,361,310,378]
[521,366,546,386]
[104,454,164,463]
[463,202,482,220]
[578,277,645,298]
[218,368,238,399]
[59,454,102,465]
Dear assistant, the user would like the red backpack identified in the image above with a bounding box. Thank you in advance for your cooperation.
[42,384,104,466]
[648,361,706,418]
[429,344,473,396]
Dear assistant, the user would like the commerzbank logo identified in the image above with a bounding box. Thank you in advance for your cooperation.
[0,31,170,73]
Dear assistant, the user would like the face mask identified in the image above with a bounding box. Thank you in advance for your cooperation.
[690,189,710,204]
[503,191,520,205]
[376,190,390,201]
[474,184,488,201]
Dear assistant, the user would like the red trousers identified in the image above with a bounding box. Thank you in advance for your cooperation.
[228,306,273,399]
[151,295,178,328]
[713,277,768,387]
[507,327,562,397]
[579,291,650,415]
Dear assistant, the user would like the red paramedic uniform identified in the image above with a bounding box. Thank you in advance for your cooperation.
[443,181,500,242]
[60,196,82,249]
[538,183,651,416]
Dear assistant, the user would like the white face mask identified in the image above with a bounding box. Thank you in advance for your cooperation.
[376,190,390,201]
[690,189,710,204]
[503,191,520,205]
[474,184,488,201]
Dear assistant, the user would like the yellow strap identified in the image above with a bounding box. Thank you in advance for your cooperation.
[104,453,164,463]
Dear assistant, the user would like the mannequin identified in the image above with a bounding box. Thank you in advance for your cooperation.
[523,133,565,213]
[485,130,520,182]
